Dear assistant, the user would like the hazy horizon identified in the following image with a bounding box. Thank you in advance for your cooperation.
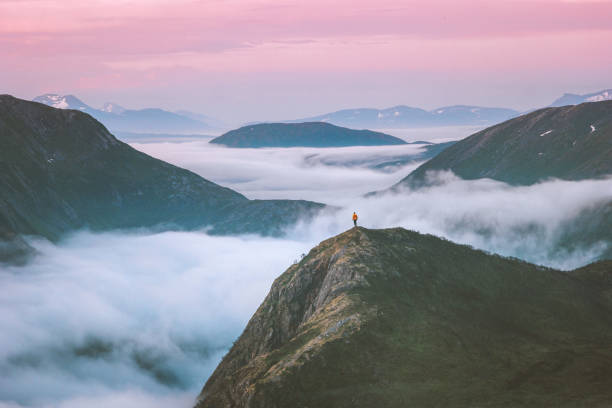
[2,0,611,123]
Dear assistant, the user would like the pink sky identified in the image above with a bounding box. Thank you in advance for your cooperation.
[1,0,611,122]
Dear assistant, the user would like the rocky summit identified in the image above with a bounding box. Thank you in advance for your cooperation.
[197,227,612,408]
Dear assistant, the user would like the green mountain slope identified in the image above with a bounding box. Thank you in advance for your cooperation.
[398,101,612,188]
[209,122,407,148]
[197,227,612,408]
[0,95,324,262]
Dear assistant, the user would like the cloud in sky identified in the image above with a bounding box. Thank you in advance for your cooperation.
[1,0,611,120]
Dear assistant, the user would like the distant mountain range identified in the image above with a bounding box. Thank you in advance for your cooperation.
[277,105,520,129]
[210,122,407,148]
[261,89,612,130]
[0,95,324,263]
[32,94,216,134]
[197,227,612,408]
[550,89,612,107]
[175,109,227,129]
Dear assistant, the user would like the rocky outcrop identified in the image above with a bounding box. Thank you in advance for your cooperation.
[197,227,612,407]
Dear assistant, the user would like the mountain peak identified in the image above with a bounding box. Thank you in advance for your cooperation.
[100,102,126,114]
[32,93,92,111]
[30,93,215,133]
[550,88,612,107]
[197,226,612,407]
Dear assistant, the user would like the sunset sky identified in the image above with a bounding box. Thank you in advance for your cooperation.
[2,0,611,122]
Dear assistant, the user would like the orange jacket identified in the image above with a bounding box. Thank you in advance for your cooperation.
[352,213,358,221]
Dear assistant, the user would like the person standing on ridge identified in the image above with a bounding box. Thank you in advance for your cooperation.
[352,211,358,227]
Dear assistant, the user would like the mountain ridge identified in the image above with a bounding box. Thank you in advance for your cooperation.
[32,93,216,133]
[398,101,612,188]
[0,95,325,262]
[550,89,612,107]
[196,226,612,407]
[275,104,519,129]
[387,101,612,264]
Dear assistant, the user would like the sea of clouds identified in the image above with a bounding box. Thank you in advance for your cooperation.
[1,127,610,407]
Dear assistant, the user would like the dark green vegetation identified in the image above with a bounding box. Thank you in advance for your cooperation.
[399,101,612,188]
[0,95,324,262]
[388,102,612,263]
[197,227,612,408]
[209,122,407,148]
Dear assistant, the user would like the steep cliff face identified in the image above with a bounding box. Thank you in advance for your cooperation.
[197,227,612,408]
[0,95,324,262]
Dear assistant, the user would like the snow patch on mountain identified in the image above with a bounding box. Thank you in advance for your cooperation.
[586,91,610,103]
[40,94,69,109]
[33,94,91,111]
[101,102,126,114]
[540,130,553,137]
[54,99,69,109]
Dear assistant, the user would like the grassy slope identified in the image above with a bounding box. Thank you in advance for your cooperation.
[399,101,612,187]
[0,95,324,260]
[198,227,612,408]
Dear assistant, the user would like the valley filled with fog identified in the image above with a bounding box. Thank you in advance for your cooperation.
[2,126,611,408]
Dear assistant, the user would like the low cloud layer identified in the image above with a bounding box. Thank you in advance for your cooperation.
[2,135,611,407]
[130,138,435,203]
[134,139,612,270]
[298,172,612,270]
[0,232,313,407]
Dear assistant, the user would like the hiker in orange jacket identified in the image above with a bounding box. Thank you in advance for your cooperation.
[352,212,358,227]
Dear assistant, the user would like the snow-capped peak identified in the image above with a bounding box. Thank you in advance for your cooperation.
[33,94,68,109]
[32,94,92,111]
[101,102,126,114]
